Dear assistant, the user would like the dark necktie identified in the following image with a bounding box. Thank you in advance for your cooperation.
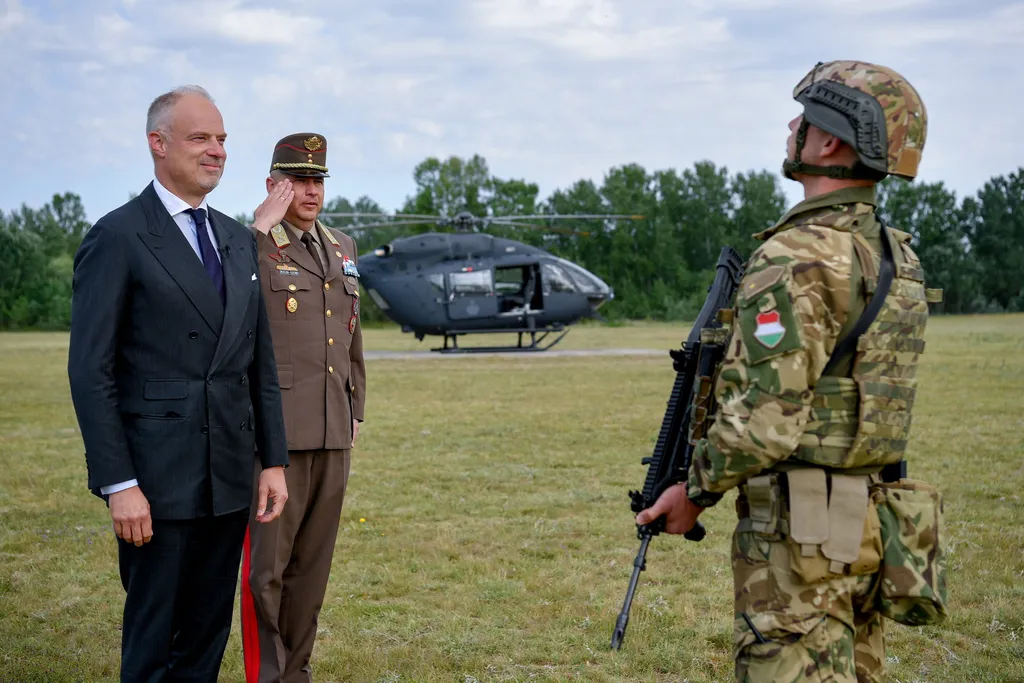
[186,208,226,305]
[301,230,324,275]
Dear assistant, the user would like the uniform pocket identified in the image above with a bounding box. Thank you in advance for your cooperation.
[735,612,840,683]
[874,479,949,626]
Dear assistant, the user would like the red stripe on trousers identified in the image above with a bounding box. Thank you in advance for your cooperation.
[241,526,260,683]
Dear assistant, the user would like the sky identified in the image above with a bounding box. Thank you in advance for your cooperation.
[1,0,1021,225]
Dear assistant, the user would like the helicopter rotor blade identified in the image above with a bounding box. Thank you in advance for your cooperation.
[485,220,592,237]
[319,219,442,231]
[319,212,445,221]
[496,214,645,221]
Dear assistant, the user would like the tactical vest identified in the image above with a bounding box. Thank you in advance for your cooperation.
[792,225,933,471]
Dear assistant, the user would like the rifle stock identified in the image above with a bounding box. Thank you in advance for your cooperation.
[610,246,744,651]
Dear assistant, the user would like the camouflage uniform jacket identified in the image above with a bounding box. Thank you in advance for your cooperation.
[688,185,897,506]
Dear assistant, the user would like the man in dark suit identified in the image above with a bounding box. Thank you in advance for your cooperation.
[67,85,290,683]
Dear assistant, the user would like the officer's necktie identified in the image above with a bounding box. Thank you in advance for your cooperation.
[301,230,324,275]
[186,208,226,305]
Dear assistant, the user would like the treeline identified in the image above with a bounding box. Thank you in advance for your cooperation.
[2,158,1022,329]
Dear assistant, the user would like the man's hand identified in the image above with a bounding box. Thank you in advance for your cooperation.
[109,486,153,546]
[252,178,294,234]
[634,483,705,534]
[352,419,361,447]
[256,466,288,523]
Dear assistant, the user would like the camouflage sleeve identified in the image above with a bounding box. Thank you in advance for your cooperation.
[687,228,850,505]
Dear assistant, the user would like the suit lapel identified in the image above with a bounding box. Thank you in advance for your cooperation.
[207,210,249,372]
[137,184,224,333]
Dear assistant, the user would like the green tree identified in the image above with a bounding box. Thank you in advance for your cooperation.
[728,170,788,258]
[401,154,491,221]
[966,169,1024,311]
[877,177,980,314]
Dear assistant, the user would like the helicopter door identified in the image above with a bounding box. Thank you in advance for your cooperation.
[495,264,543,314]
[446,268,499,320]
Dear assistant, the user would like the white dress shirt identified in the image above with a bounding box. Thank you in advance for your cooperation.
[99,179,222,496]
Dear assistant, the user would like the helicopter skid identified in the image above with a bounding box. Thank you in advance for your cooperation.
[432,324,570,354]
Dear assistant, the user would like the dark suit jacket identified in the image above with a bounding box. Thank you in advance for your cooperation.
[68,182,289,520]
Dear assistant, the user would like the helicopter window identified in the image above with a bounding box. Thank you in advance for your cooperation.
[541,263,577,294]
[449,269,493,295]
[367,288,390,310]
[554,257,602,294]
[494,266,527,295]
[428,273,445,293]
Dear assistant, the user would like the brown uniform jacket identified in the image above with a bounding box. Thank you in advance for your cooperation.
[254,219,365,451]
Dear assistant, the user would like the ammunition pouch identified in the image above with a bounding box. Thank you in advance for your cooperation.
[738,468,882,585]
[872,479,949,626]
[785,469,881,583]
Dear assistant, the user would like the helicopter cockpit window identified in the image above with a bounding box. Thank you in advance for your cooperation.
[428,273,445,293]
[541,263,577,294]
[554,257,604,294]
[449,269,493,295]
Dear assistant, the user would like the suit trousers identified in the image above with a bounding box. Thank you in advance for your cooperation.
[117,509,249,683]
[242,450,352,683]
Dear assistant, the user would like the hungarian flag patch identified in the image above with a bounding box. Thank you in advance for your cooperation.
[753,310,786,348]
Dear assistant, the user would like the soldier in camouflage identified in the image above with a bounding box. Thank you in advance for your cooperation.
[636,61,944,682]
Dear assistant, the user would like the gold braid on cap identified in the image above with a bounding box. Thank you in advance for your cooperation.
[271,162,329,173]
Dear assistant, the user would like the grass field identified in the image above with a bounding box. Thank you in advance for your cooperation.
[1,316,1022,682]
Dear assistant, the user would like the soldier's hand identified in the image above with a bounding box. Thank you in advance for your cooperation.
[635,483,705,534]
[109,486,153,546]
[256,466,288,523]
[352,419,360,447]
[252,178,294,234]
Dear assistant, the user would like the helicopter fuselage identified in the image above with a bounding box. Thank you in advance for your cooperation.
[355,232,613,340]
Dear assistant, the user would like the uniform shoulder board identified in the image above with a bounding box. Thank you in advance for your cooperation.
[270,224,291,248]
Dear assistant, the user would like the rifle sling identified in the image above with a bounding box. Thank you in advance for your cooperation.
[821,218,896,377]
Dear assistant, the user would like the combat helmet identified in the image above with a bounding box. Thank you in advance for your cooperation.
[783,60,927,181]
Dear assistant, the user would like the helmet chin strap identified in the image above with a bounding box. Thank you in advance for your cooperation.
[782,118,880,181]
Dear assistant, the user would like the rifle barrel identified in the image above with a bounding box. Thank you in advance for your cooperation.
[610,532,652,649]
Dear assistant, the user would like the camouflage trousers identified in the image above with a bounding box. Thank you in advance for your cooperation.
[731,492,886,683]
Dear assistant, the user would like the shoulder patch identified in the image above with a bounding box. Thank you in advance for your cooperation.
[735,265,803,365]
[737,265,786,305]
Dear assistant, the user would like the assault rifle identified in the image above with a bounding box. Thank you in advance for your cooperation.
[610,245,745,650]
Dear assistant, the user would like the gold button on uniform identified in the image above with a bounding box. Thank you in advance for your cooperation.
[324,283,330,291]
[328,338,334,346]
[326,309,332,317]
[328,366,334,374]
[288,284,296,292]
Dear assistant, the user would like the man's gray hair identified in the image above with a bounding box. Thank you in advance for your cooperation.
[146,85,214,134]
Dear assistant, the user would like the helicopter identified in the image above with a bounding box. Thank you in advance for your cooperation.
[320,210,642,353]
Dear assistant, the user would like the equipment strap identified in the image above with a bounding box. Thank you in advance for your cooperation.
[821,216,896,377]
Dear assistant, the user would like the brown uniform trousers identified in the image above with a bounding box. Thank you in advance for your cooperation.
[241,220,366,683]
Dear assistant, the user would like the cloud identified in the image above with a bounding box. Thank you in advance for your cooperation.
[1,0,1021,224]
[212,6,322,46]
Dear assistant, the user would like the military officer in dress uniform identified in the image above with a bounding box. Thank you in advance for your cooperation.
[239,132,366,683]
